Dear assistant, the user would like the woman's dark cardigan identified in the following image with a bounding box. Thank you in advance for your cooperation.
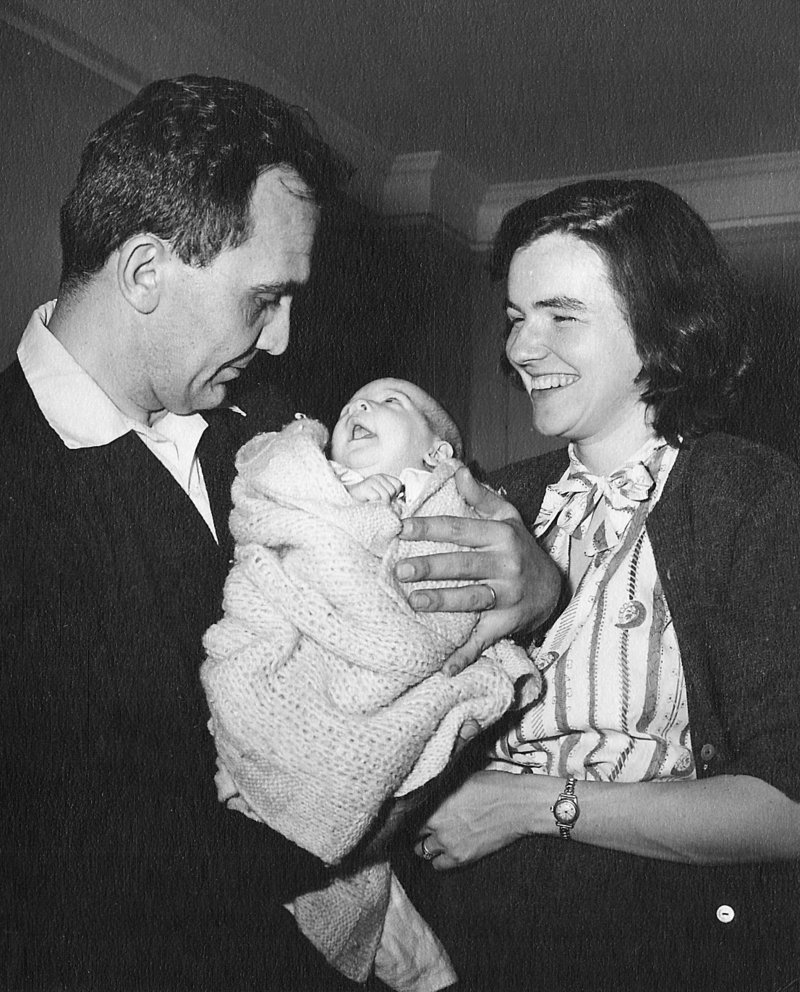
[490,432,800,801]
[393,433,799,992]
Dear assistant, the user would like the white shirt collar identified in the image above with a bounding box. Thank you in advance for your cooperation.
[17,299,210,450]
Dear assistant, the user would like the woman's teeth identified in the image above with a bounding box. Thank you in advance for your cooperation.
[529,374,579,391]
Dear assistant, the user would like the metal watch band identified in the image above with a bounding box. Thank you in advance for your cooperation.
[551,776,579,839]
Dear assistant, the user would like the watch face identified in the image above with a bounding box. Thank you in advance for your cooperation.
[553,798,578,824]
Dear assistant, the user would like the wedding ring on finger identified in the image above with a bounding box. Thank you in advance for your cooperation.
[420,837,436,861]
[484,584,497,611]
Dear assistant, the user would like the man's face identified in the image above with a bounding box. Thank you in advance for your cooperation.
[330,378,438,477]
[141,167,318,416]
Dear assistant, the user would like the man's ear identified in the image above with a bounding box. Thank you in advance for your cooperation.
[116,235,165,314]
[423,438,454,468]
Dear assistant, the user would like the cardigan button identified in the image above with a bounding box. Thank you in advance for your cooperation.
[700,743,717,763]
[716,905,735,924]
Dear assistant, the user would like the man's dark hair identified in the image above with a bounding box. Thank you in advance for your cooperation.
[491,178,751,445]
[59,75,348,292]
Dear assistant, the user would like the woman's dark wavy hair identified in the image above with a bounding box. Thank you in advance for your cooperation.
[60,75,349,293]
[491,179,752,445]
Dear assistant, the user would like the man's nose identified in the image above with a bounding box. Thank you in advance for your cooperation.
[256,300,291,356]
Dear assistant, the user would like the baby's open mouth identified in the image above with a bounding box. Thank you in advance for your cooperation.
[350,423,374,440]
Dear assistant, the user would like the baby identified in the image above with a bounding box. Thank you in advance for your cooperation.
[201,379,539,990]
[329,377,462,506]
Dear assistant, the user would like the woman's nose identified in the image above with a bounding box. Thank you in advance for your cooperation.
[506,318,550,364]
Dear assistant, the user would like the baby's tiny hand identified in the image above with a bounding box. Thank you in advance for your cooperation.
[347,474,404,504]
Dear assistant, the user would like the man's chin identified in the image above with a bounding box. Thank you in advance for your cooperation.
[188,381,229,413]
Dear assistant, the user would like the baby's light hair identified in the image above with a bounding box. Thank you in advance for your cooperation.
[416,394,463,460]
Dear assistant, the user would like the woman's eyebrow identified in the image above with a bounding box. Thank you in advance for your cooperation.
[504,296,587,311]
[537,295,587,311]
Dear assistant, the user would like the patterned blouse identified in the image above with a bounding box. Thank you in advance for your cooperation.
[491,437,696,783]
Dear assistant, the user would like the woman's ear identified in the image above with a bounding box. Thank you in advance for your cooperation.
[116,235,165,314]
[423,438,455,467]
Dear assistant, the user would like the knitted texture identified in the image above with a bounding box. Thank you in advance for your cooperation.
[201,417,539,980]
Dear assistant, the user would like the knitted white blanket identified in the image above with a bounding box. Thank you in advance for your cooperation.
[201,418,539,981]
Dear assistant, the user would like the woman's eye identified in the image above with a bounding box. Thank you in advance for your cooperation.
[553,314,576,324]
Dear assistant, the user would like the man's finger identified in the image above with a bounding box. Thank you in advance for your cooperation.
[407,581,492,613]
[452,718,481,754]
[444,609,519,675]
[396,550,487,585]
[455,466,520,522]
[399,513,493,546]
[442,625,492,676]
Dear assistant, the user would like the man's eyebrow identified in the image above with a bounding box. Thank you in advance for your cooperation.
[251,280,305,295]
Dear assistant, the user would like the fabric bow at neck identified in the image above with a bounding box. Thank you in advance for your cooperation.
[534,456,657,554]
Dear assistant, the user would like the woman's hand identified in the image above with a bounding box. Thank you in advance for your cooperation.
[416,770,800,869]
[395,466,561,675]
[414,770,532,870]
[356,720,482,863]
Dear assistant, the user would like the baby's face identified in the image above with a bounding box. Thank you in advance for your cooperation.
[331,378,437,477]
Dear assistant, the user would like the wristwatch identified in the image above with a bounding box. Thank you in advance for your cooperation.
[550,777,580,839]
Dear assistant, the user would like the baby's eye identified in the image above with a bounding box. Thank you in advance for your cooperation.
[384,396,399,404]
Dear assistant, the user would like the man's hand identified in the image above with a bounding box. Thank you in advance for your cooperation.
[395,466,561,674]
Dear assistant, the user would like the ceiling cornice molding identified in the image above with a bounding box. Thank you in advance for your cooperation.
[381,151,487,242]
[4,1,797,249]
[475,151,800,248]
[0,0,394,211]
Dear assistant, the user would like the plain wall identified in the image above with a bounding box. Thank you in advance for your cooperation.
[0,21,129,369]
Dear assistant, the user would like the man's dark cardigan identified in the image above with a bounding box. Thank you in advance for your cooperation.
[396,433,800,992]
[0,361,356,991]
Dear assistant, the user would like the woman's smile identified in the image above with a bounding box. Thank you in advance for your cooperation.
[527,373,580,392]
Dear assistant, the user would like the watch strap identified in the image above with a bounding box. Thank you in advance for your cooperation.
[551,776,579,839]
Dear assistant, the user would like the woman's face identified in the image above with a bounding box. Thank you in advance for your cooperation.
[505,231,650,471]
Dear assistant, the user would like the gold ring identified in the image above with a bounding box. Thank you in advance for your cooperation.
[420,837,436,861]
